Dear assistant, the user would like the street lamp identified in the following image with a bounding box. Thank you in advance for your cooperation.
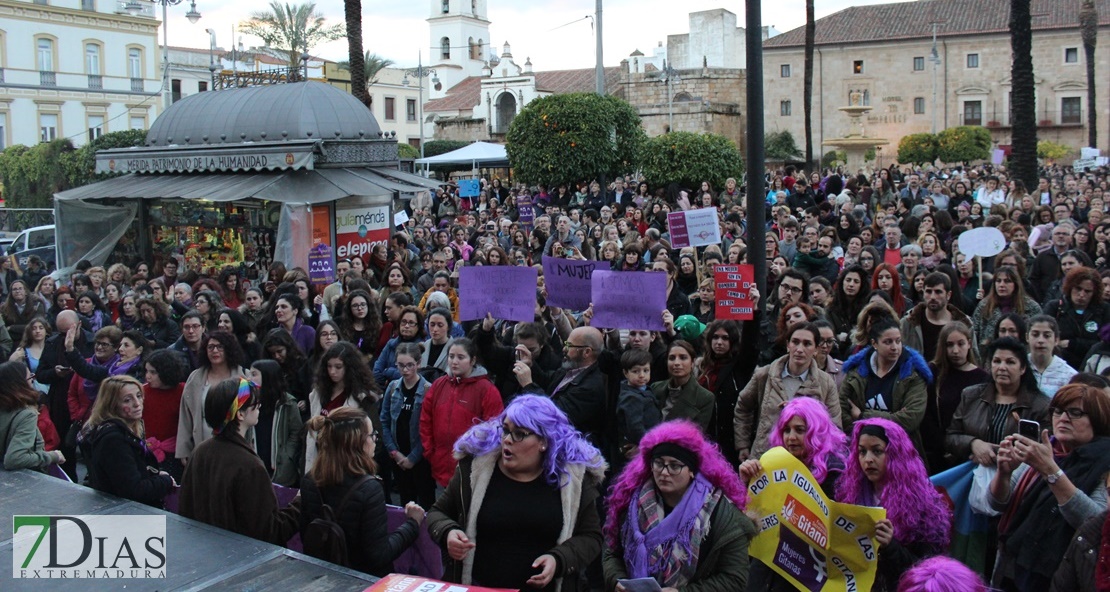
[402,51,439,163]
[660,60,680,133]
[204,28,216,88]
[125,0,202,108]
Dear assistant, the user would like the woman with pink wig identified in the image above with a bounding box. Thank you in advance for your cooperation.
[836,418,952,592]
[740,397,847,592]
[897,556,987,592]
[603,420,756,592]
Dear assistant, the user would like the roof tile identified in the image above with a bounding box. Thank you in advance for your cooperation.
[424,67,622,113]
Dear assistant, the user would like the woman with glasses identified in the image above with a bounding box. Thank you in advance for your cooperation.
[176,331,248,463]
[604,420,755,592]
[380,342,434,508]
[986,383,1110,591]
[427,394,605,591]
[339,289,381,361]
[374,306,425,387]
[64,326,125,425]
[79,375,175,507]
[179,378,301,545]
[0,360,64,470]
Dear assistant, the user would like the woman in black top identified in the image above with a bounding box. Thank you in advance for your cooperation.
[339,289,381,361]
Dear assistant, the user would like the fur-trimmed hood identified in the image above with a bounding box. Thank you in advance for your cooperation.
[842,345,934,384]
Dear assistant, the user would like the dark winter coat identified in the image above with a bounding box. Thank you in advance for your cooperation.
[80,419,174,507]
[840,346,933,461]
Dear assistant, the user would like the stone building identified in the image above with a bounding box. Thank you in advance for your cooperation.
[762,0,1110,161]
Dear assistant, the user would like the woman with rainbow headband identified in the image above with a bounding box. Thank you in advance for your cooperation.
[603,420,756,592]
[836,418,951,592]
[179,377,301,546]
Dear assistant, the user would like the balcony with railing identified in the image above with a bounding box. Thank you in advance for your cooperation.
[213,67,305,90]
[131,78,145,92]
[960,109,1086,128]
[39,71,56,87]
[88,74,103,90]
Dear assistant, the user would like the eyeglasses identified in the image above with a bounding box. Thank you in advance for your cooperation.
[818,338,837,347]
[651,459,688,475]
[350,302,368,309]
[399,319,419,326]
[206,343,225,352]
[26,373,35,383]
[780,285,804,294]
[94,341,114,349]
[396,362,417,370]
[564,342,589,350]
[1052,407,1088,419]
[501,426,537,443]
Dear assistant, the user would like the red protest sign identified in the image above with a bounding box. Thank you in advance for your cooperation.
[714,264,755,320]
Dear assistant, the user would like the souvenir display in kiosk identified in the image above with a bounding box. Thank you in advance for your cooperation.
[148,200,276,279]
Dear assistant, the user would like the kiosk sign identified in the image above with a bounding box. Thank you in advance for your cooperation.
[335,204,390,260]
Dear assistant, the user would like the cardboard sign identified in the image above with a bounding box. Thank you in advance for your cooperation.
[393,209,410,227]
[590,271,666,331]
[958,227,1006,258]
[307,244,335,286]
[458,266,538,322]
[667,208,722,249]
[542,257,597,310]
[365,574,515,592]
[713,264,755,320]
[458,178,481,198]
[747,447,886,592]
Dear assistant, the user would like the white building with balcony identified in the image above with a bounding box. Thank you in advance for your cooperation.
[0,0,162,148]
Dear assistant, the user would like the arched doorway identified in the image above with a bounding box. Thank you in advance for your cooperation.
[496,92,517,134]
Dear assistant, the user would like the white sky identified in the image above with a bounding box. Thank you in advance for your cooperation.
[167,0,914,71]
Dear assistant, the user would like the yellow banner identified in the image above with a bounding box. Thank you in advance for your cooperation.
[747,447,886,592]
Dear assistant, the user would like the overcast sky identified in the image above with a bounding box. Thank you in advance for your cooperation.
[168,0,913,71]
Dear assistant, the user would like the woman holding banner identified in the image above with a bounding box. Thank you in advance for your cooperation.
[603,420,756,592]
[836,418,951,592]
[650,259,691,318]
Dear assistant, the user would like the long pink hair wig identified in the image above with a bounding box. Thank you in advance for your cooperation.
[603,420,746,548]
[768,396,847,484]
[896,556,987,592]
[836,418,951,548]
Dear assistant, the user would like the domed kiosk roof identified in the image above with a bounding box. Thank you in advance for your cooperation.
[146,81,382,146]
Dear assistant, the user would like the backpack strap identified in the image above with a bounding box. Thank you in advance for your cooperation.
[334,474,374,515]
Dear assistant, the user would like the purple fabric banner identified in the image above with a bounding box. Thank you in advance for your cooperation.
[308,243,336,286]
[458,265,538,322]
[590,270,667,331]
[542,257,597,310]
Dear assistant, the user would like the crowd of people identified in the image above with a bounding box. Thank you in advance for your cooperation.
[1,160,1109,592]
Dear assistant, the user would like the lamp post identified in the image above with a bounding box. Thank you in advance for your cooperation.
[929,22,941,134]
[660,60,680,133]
[125,0,201,108]
[403,51,439,164]
[204,28,216,88]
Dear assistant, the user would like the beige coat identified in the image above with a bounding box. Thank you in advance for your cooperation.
[175,366,247,460]
[733,355,842,458]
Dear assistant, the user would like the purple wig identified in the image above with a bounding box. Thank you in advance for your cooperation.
[603,420,746,548]
[896,556,987,592]
[452,394,605,488]
[836,418,951,548]
[768,397,847,484]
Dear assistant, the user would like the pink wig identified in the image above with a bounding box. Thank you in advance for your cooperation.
[768,397,847,484]
[603,420,746,548]
[896,556,987,592]
[836,418,951,548]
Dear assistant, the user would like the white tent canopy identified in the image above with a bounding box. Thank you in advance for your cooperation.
[414,141,509,167]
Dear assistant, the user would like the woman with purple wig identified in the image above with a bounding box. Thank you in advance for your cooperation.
[740,397,847,592]
[603,420,756,592]
[836,418,952,592]
[425,394,606,592]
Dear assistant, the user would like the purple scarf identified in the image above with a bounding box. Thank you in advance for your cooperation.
[621,473,720,587]
[82,354,118,401]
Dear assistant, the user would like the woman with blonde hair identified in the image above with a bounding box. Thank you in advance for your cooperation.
[300,406,424,574]
[79,375,175,506]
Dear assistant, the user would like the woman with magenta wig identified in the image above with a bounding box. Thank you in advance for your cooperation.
[741,397,847,592]
[897,556,987,592]
[425,394,606,592]
[836,418,951,592]
[603,420,756,592]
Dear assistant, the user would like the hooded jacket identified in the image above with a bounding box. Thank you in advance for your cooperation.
[419,373,504,487]
[840,346,933,461]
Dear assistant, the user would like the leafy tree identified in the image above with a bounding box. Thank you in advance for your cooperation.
[897,133,939,164]
[68,129,148,187]
[821,150,846,169]
[640,132,744,190]
[338,52,394,88]
[765,130,803,161]
[864,147,876,162]
[0,140,77,208]
[241,2,344,68]
[397,143,420,159]
[936,126,991,163]
[1037,140,1071,162]
[505,93,645,187]
[1009,0,1038,189]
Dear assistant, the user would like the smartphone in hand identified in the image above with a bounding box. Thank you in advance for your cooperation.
[1018,419,1040,440]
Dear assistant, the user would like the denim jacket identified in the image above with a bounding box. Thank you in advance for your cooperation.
[380,375,431,464]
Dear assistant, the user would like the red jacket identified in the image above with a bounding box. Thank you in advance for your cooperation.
[419,373,503,487]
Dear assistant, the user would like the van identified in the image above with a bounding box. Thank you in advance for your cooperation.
[7,224,56,270]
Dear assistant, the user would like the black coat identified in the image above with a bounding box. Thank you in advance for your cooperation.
[1043,298,1110,370]
[527,363,608,445]
[134,315,181,349]
[37,329,93,466]
[80,419,174,507]
[471,324,561,403]
[300,473,419,576]
[705,316,761,463]
[1028,249,1063,302]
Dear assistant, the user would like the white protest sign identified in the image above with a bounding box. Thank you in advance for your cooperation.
[393,209,410,227]
[667,207,721,248]
[958,227,1006,258]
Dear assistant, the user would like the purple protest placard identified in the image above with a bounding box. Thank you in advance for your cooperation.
[667,211,690,248]
[458,265,538,322]
[590,270,667,331]
[308,243,335,286]
[517,195,535,232]
[542,257,597,310]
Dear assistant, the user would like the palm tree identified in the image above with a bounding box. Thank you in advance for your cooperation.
[343,0,367,107]
[338,53,394,87]
[803,0,816,169]
[1009,0,1037,189]
[1079,0,1098,147]
[241,1,344,69]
